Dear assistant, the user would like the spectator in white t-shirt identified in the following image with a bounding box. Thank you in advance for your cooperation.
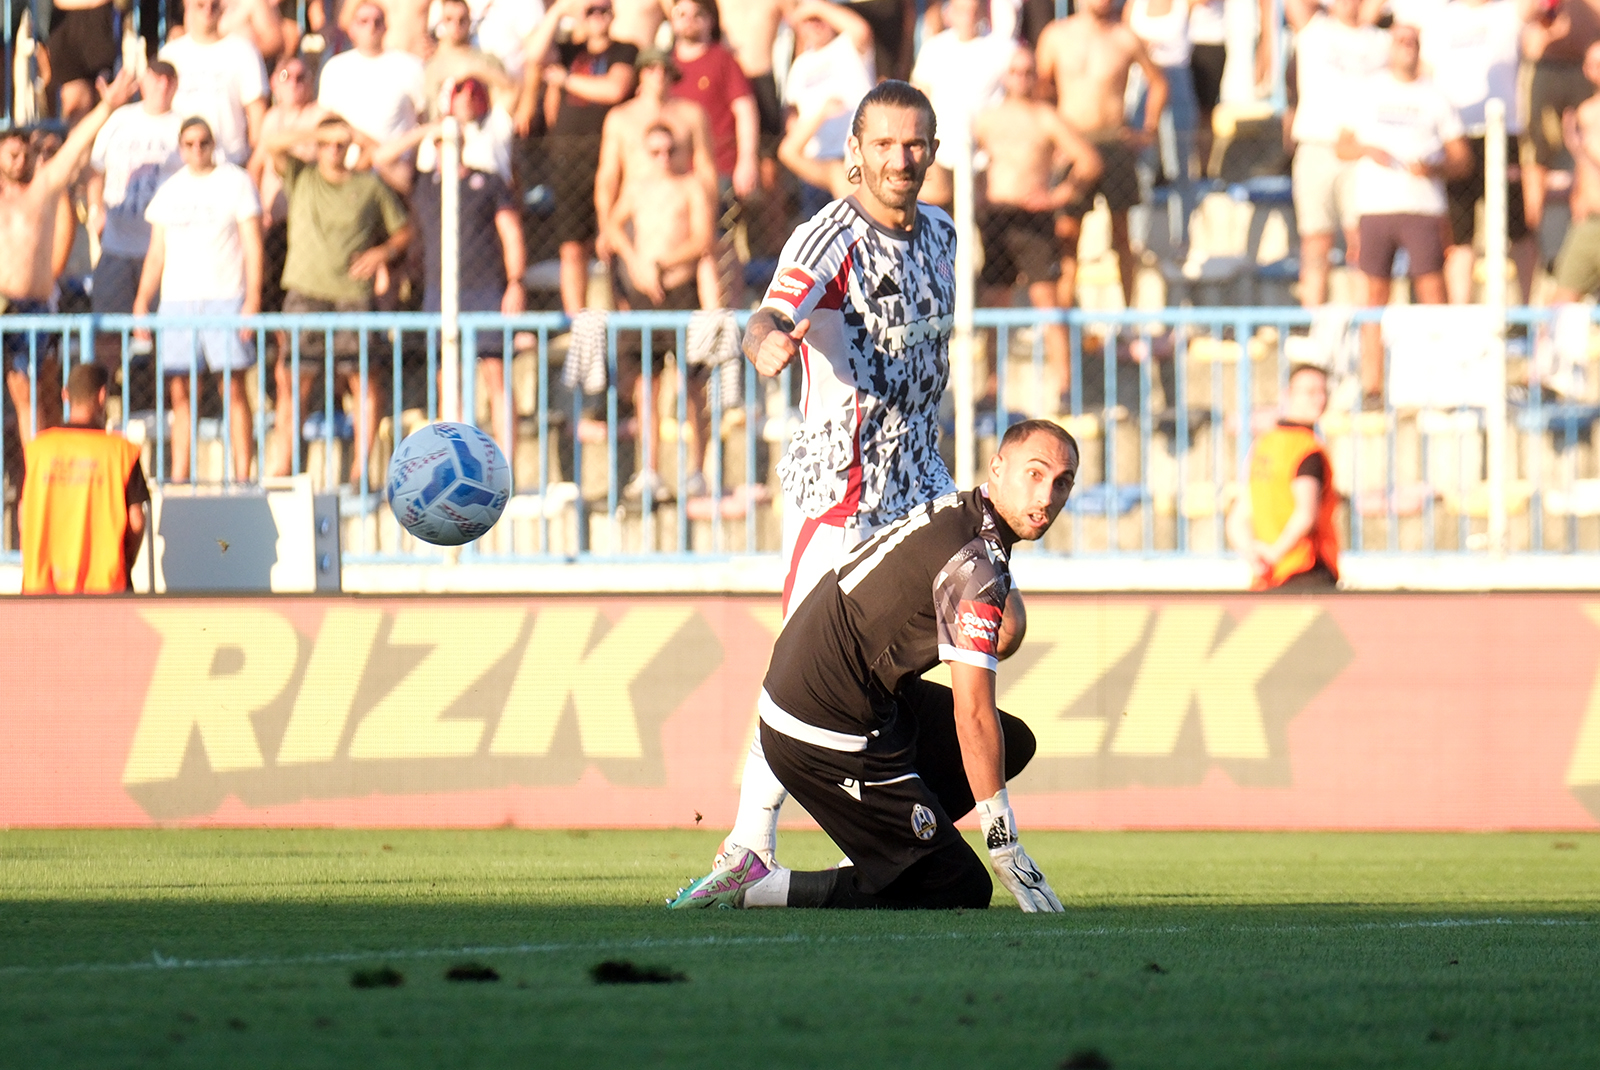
[86,62,183,321]
[1287,0,1388,307]
[1420,0,1539,303]
[1337,22,1469,400]
[783,0,875,166]
[132,118,264,484]
[318,1,428,192]
[160,0,270,165]
[911,0,1016,208]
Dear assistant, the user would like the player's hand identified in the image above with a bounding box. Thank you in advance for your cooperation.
[753,317,809,377]
[977,789,1064,913]
[990,841,1064,913]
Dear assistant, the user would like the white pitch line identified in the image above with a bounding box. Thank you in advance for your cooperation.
[0,916,1591,979]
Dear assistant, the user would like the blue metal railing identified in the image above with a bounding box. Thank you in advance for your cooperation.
[2,306,1598,565]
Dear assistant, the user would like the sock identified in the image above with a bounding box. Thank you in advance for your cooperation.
[726,737,787,862]
[785,869,842,908]
[742,866,791,908]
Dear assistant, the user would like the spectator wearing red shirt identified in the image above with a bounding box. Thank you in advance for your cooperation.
[668,0,758,198]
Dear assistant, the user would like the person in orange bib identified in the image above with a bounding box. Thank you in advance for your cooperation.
[1228,363,1340,591]
[21,364,150,594]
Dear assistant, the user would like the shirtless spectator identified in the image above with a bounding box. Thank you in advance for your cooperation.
[973,45,1100,404]
[613,0,670,49]
[1285,0,1387,308]
[220,0,294,69]
[45,0,119,123]
[911,0,1017,208]
[603,122,713,501]
[0,69,138,441]
[596,49,716,251]
[668,0,757,304]
[784,1,876,207]
[429,0,518,119]
[161,0,269,165]
[718,0,784,150]
[1421,0,1540,304]
[1337,22,1469,400]
[87,63,183,329]
[318,1,427,192]
[1521,0,1600,230]
[525,0,639,313]
[344,0,432,56]
[1549,40,1600,300]
[1037,0,1166,309]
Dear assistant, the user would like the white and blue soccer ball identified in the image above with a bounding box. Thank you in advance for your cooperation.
[386,421,511,546]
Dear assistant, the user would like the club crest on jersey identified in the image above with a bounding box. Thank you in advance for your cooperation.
[768,267,814,305]
[911,803,938,841]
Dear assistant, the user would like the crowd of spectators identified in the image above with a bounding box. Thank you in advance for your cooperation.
[7,0,1600,486]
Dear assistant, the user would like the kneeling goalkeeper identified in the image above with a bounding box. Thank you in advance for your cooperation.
[670,420,1076,912]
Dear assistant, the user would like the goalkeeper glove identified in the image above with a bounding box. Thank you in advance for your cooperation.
[976,789,1064,913]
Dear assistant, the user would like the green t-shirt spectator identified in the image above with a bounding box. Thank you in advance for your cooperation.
[279,155,409,304]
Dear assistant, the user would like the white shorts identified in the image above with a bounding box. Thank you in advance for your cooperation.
[1292,141,1359,237]
[780,502,876,620]
[159,297,255,376]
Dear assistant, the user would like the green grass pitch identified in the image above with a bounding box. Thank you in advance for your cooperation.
[4,829,1600,1068]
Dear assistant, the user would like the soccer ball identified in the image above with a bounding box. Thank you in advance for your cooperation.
[386,422,511,545]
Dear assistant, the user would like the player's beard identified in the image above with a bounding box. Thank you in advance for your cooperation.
[860,155,924,212]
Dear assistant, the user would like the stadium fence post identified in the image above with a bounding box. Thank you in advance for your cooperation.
[440,116,463,425]
[951,129,976,488]
[1484,98,1508,556]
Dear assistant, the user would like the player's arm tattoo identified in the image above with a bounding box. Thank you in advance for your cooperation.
[742,308,796,364]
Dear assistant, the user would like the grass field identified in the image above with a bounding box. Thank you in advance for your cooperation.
[4,829,1600,1068]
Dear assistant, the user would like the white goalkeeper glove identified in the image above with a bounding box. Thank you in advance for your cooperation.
[976,789,1063,913]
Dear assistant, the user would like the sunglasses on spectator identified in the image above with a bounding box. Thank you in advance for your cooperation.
[181,136,214,149]
[318,139,353,151]
[585,5,613,16]
[277,67,308,82]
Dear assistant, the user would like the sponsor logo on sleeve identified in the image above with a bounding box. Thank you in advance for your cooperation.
[767,267,814,306]
[956,600,1003,654]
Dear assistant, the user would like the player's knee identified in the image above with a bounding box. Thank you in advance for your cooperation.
[949,854,995,909]
[1001,711,1037,780]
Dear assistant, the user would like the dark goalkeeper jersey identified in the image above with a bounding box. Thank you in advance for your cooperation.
[763,487,1018,739]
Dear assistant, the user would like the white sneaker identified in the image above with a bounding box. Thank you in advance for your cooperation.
[622,469,672,502]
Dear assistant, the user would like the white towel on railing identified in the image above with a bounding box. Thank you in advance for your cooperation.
[1536,304,1592,401]
[1382,305,1496,409]
[561,309,608,395]
[686,309,743,409]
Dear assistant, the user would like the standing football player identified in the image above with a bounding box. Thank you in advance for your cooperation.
[718,80,1021,874]
[670,421,1075,911]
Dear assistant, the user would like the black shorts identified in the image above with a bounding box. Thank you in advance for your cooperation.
[752,71,782,141]
[47,3,118,88]
[1358,212,1446,278]
[759,677,1038,898]
[1064,136,1142,216]
[978,204,1061,286]
[262,219,289,313]
[282,290,374,375]
[0,296,56,374]
[549,134,602,245]
[1446,134,1528,247]
[1190,43,1226,114]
